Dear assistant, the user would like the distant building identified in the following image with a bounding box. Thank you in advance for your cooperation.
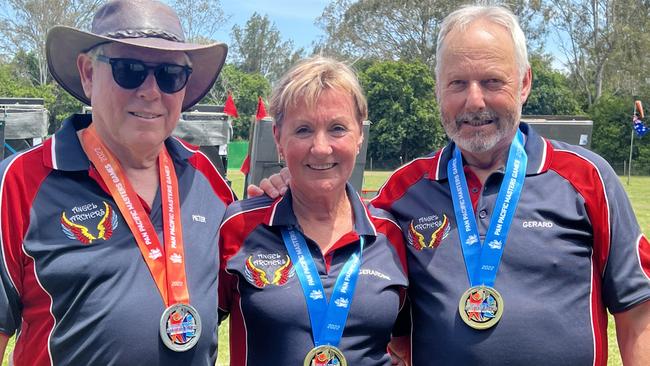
[522,115,593,149]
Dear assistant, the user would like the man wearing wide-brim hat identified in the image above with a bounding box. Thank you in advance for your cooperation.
[0,0,235,364]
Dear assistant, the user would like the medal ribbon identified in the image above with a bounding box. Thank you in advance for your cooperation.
[447,130,527,287]
[281,228,364,347]
[80,125,189,306]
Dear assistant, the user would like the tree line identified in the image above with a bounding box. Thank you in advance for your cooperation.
[1,0,649,173]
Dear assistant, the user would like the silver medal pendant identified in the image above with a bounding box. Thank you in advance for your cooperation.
[159,303,202,352]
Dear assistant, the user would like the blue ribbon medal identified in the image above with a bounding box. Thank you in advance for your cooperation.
[281,228,363,366]
[447,130,527,330]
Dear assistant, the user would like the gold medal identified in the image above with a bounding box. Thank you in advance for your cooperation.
[458,286,503,330]
[303,345,347,366]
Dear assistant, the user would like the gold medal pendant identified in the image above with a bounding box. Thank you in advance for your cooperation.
[458,286,504,330]
[303,345,347,366]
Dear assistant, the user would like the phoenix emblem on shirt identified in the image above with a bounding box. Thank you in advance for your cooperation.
[60,201,118,244]
[407,213,451,250]
[243,253,295,288]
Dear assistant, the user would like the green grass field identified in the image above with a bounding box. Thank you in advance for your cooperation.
[4,172,649,365]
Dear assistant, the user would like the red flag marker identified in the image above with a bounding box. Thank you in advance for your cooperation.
[224,92,239,118]
[256,96,268,120]
[240,154,251,175]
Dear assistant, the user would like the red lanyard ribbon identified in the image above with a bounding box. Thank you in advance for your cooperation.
[80,125,189,306]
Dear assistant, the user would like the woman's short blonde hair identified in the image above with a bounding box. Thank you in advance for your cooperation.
[270,56,368,128]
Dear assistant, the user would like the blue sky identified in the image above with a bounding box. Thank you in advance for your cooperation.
[214,0,329,51]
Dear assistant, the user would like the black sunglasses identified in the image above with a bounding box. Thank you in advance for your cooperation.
[95,55,193,94]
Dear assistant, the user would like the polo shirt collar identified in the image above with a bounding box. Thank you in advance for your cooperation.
[47,113,195,171]
[268,182,377,237]
[430,122,549,181]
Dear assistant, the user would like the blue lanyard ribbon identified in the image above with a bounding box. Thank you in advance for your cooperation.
[447,130,527,287]
[281,228,364,347]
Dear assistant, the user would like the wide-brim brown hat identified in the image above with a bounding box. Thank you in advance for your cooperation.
[46,0,227,111]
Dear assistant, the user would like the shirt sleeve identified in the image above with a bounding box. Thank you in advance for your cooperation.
[369,205,410,337]
[217,204,251,324]
[391,290,411,337]
[218,227,236,324]
[597,161,650,313]
[0,160,27,336]
[0,268,20,337]
[217,261,235,324]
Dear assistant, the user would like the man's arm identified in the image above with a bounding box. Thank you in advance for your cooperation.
[0,332,9,364]
[614,300,650,365]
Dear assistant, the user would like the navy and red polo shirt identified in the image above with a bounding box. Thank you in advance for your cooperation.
[0,114,234,365]
[371,123,650,366]
[219,184,408,366]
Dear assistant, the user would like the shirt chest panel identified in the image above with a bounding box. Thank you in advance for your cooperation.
[392,174,597,365]
[227,226,405,365]
[20,169,224,365]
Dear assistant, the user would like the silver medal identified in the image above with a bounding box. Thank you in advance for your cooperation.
[159,303,202,352]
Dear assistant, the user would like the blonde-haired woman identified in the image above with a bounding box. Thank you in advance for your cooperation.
[219,56,409,366]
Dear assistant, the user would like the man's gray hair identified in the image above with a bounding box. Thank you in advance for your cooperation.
[85,43,107,64]
[435,5,529,79]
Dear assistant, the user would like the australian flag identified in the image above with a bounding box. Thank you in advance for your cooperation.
[634,115,649,137]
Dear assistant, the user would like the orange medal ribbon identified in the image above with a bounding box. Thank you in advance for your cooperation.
[80,125,189,306]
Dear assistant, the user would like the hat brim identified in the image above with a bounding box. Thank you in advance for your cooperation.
[46,26,227,111]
